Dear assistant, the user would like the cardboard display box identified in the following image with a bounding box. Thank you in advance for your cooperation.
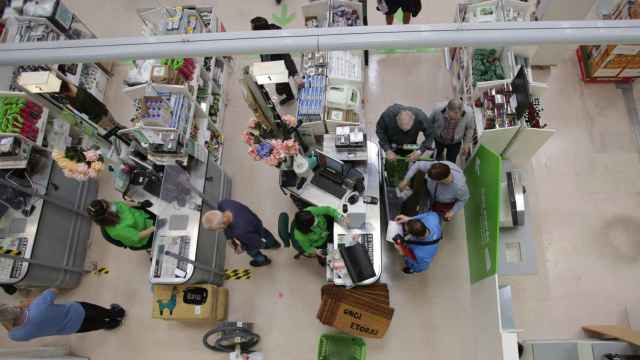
[152,284,228,321]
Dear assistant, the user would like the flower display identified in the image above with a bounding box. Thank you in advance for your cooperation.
[53,146,105,181]
[240,116,301,168]
[282,114,298,128]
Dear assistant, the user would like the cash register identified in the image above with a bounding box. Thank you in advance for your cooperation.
[310,150,365,199]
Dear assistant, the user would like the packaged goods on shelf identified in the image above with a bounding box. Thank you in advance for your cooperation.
[331,4,360,27]
[297,75,327,123]
[472,49,506,85]
[464,0,499,22]
[302,52,328,77]
[0,96,44,142]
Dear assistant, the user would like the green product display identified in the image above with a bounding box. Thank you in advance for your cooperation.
[383,156,433,187]
[472,48,505,86]
[463,145,501,284]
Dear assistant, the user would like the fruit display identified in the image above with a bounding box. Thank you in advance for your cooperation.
[0,96,43,141]
[472,48,506,85]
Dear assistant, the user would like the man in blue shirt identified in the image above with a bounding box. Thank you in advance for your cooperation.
[201,199,281,267]
[1,289,125,341]
[386,212,442,274]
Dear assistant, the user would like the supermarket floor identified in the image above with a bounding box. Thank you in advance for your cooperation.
[2,0,640,359]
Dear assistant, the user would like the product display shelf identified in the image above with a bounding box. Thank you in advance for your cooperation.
[298,0,366,136]
[0,91,50,147]
[0,15,111,104]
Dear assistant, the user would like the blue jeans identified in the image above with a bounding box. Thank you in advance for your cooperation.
[245,228,278,265]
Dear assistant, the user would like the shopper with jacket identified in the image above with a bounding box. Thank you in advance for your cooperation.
[1,289,125,341]
[87,198,156,250]
[250,17,301,105]
[387,212,442,274]
[376,103,434,162]
[429,99,476,163]
[293,206,344,257]
[399,161,470,221]
[201,199,281,267]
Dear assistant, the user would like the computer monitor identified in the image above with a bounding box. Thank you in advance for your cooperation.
[316,150,345,182]
[511,66,530,120]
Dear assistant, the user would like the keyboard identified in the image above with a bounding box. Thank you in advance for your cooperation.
[337,233,374,262]
[311,175,347,199]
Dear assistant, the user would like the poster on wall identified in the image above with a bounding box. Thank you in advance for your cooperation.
[464,145,501,284]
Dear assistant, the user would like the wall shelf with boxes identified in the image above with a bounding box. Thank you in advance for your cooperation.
[298,0,365,139]
[445,0,554,166]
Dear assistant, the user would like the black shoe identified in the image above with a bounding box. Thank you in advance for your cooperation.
[250,257,272,267]
[265,240,282,250]
[110,304,126,319]
[104,319,122,330]
[402,267,415,274]
[276,0,282,4]
[279,97,295,106]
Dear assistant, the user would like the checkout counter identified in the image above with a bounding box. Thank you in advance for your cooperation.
[123,153,232,286]
[281,136,386,286]
[0,141,97,289]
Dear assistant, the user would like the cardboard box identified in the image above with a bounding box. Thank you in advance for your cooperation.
[331,302,393,339]
[152,284,228,321]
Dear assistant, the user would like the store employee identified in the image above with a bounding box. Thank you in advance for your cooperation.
[399,161,469,222]
[87,199,156,250]
[429,99,476,163]
[376,104,434,162]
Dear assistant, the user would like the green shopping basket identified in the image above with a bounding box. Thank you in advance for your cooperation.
[317,333,367,360]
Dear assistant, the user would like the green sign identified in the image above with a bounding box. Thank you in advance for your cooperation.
[272,4,296,28]
[464,145,501,284]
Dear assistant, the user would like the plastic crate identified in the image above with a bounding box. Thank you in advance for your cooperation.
[317,333,367,360]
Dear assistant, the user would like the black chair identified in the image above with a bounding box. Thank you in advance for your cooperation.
[278,212,334,260]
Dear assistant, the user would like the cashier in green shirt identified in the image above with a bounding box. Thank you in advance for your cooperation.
[87,199,155,250]
[293,206,343,257]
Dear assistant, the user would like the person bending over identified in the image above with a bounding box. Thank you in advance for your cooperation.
[399,161,469,222]
[376,103,434,162]
[387,212,441,274]
[87,198,156,250]
[202,199,281,267]
[1,289,125,341]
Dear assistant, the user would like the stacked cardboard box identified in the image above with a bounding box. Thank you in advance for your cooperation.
[317,284,394,339]
[152,284,228,321]
[586,0,640,78]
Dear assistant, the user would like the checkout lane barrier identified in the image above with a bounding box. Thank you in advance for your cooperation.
[0,252,109,277]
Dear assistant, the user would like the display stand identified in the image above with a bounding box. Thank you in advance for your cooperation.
[298,0,366,140]
[445,0,555,168]
[0,5,113,134]
[117,5,232,286]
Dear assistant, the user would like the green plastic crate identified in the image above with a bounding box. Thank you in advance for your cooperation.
[317,333,367,360]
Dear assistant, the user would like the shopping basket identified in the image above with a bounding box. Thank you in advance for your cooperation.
[317,333,366,360]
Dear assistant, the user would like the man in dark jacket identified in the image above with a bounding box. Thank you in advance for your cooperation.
[201,199,281,267]
[376,103,434,162]
[250,17,299,105]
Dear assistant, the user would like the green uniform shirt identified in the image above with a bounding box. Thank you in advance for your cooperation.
[293,206,342,255]
[105,201,154,248]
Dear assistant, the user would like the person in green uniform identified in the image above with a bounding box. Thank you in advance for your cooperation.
[293,206,344,259]
[87,199,156,250]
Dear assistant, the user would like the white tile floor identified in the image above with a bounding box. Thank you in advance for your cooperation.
[1,1,640,359]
